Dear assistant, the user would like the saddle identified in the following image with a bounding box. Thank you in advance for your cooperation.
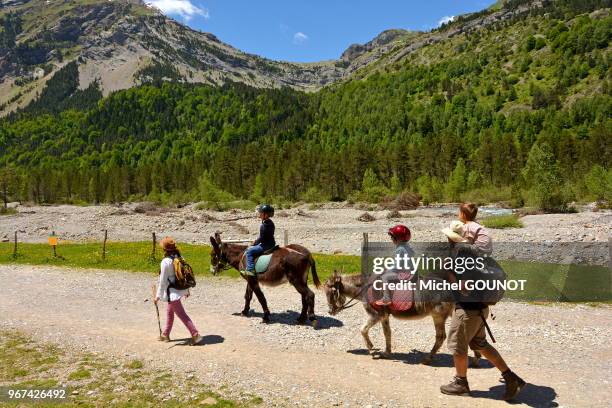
[367,272,415,312]
[241,246,280,274]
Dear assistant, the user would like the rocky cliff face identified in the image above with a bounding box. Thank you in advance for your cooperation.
[0,0,345,114]
[0,0,554,115]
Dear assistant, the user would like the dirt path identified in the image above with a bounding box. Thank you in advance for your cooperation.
[2,265,611,407]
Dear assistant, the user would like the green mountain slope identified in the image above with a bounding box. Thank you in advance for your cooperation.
[0,0,610,208]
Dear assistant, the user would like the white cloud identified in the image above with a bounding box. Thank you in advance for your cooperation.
[293,32,308,44]
[147,0,209,21]
[437,15,455,27]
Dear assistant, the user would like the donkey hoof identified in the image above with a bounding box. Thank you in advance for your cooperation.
[262,313,271,324]
[310,319,318,329]
[421,356,433,365]
[378,351,391,359]
[469,357,481,368]
[240,309,250,317]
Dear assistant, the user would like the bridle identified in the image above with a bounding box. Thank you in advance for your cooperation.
[328,278,369,314]
[211,247,232,275]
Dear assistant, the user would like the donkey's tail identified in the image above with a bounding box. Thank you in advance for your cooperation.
[309,254,321,288]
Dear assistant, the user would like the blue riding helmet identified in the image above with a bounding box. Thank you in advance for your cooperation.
[256,204,274,217]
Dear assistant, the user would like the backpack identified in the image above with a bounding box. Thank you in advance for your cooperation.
[454,245,506,306]
[480,257,507,306]
[167,256,196,291]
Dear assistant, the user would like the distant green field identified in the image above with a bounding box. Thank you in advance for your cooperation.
[1,242,609,302]
[0,241,359,284]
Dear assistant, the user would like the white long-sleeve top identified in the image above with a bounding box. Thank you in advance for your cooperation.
[156,257,189,302]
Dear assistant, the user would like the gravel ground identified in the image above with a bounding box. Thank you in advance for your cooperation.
[1,203,610,257]
[2,265,611,407]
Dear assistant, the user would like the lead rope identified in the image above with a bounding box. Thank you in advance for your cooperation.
[336,281,371,312]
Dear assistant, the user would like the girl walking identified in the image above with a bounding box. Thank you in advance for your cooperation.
[154,237,202,346]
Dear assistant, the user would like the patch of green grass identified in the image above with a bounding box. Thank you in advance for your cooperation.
[68,368,91,380]
[0,332,63,381]
[481,214,524,229]
[125,359,144,370]
[0,207,17,215]
[0,330,258,407]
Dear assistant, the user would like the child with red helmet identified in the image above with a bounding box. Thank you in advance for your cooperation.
[374,224,414,307]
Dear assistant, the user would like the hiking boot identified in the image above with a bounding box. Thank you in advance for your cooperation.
[158,335,170,342]
[502,370,526,401]
[440,376,470,396]
[190,334,203,346]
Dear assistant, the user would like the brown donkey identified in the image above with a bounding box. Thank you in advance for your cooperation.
[323,271,481,365]
[209,233,320,326]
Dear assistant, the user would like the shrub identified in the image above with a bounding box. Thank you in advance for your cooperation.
[416,175,444,205]
[386,210,402,219]
[584,165,612,202]
[349,169,391,203]
[522,143,570,211]
[198,172,235,204]
[357,212,376,222]
[300,186,330,203]
[133,202,157,214]
[380,190,421,210]
[0,207,17,215]
[444,159,468,202]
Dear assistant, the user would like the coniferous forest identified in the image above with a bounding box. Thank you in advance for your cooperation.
[0,2,610,210]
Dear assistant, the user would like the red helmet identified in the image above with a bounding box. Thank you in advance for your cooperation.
[388,224,411,242]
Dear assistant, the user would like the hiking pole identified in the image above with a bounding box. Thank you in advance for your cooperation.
[481,314,496,343]
[151,283,162,337]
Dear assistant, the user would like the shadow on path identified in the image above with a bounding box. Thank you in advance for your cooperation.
[231,309,343,329]
[347,348,493,368]
[471,383,558,407]
[169,334,225,347]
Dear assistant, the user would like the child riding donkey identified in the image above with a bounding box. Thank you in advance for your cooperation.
[241,204,276,276]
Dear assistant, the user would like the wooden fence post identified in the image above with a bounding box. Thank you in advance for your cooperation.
[283,230,289,246]
[102,230,108,260]
[52,231,57,258]
[361,232,369,276]
[12,231,17,258]
[151,232,156,261]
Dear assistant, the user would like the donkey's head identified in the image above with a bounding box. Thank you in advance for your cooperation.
[323,270,346,316]
[209,232,227,275]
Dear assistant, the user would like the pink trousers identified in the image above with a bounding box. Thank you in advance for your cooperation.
[163,299,198,337]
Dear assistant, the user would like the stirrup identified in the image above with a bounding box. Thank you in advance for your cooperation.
[241,269,256,277]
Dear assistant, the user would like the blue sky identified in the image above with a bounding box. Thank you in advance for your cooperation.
[147,0,497,62]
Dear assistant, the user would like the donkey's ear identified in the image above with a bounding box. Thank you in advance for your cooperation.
[333,270,341,283]
[214,232,222,244]
[210,236,220,252]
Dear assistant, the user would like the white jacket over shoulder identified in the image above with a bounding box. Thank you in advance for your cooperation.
[156,257,189,302]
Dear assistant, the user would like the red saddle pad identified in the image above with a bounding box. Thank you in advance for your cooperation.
[367,272,414,312]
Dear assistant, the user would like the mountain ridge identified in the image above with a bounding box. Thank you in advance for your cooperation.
[0,0,607,116]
